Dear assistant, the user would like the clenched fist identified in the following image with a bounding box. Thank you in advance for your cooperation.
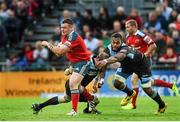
[41,41,49,47]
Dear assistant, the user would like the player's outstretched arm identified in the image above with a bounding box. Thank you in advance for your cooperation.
[41,41,70,56]
[96,52,126,69]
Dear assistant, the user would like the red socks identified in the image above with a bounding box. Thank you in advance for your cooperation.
[132,88,139,108]
[82,88,94,101]
[71,93,79,112]
[154,79,173,88]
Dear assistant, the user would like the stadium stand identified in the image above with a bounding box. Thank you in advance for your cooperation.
[0,0,180,71]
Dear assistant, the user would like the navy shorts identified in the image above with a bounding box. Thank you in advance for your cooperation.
[71,61,90,76]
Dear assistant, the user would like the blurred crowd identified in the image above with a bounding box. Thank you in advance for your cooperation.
[0,0,41,48]
[0,0,180,71]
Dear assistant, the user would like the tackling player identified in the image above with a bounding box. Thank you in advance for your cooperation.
[122,19,179,109]
[31,79,100,115]
[41,18,91,116]
[96,33,167,114]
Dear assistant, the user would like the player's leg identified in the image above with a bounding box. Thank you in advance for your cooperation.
[32,93,70,115]
[141,78,167,114]
[80,73,100,110]
[152,79,179,96]
[78,94,101,114]
[68,72,83,115]
[67,62,89,116]
[113,69,136,106]
[146,57,179,95]
[80,86,99,109]
[122,73,139,109]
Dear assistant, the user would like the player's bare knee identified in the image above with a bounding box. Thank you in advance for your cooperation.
[69,80,80,90]
[114,80,124,90]
[69,72,83,90]
[69,81,75,89]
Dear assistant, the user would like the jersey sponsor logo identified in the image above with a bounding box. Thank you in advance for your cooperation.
[135,39,140,44]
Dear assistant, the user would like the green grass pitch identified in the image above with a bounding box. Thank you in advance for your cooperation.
[0,97,180,121]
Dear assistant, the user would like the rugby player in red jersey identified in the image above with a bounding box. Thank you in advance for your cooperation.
[122,19,179,109]
[40,18,94,116]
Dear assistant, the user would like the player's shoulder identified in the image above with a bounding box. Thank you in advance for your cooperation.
[67,31,79,41]
[135,30,146,37]
[120,43,128,50]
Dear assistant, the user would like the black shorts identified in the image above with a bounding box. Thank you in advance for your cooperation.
[120,56,152,78]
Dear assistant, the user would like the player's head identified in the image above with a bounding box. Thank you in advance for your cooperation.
[111,33,123,51]
[96,52,109,61]
[61,18,74,36]
[125,19,138,34]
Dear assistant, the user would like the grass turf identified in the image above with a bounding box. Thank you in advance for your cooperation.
[0,97,180,121]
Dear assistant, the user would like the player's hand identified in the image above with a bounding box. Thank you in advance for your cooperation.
[41,41,49,47]
[96,60,107,69]
[64,67,73,76]
[64,68,71,76]
[98,78,104,88]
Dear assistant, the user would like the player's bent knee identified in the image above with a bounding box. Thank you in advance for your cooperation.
[114,80,124,90]
[69,72,84,90]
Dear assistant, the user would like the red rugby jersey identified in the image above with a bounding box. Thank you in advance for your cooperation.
[61,31,91,63]
[126,30,154,54]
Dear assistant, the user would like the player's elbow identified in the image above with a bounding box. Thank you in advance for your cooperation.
[151,43,157,50]
[153,43,157,50]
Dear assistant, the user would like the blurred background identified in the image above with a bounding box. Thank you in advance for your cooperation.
[0,0,180,97]
[0,0,180,71]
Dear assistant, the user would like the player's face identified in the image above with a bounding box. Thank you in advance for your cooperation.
[61,23,73,36]
[125,23,134,34]
[111,38,121,51]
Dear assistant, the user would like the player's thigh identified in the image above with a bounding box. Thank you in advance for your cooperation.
[69,72,84,89]
[72,61,90,76]
[131,73,139,86]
